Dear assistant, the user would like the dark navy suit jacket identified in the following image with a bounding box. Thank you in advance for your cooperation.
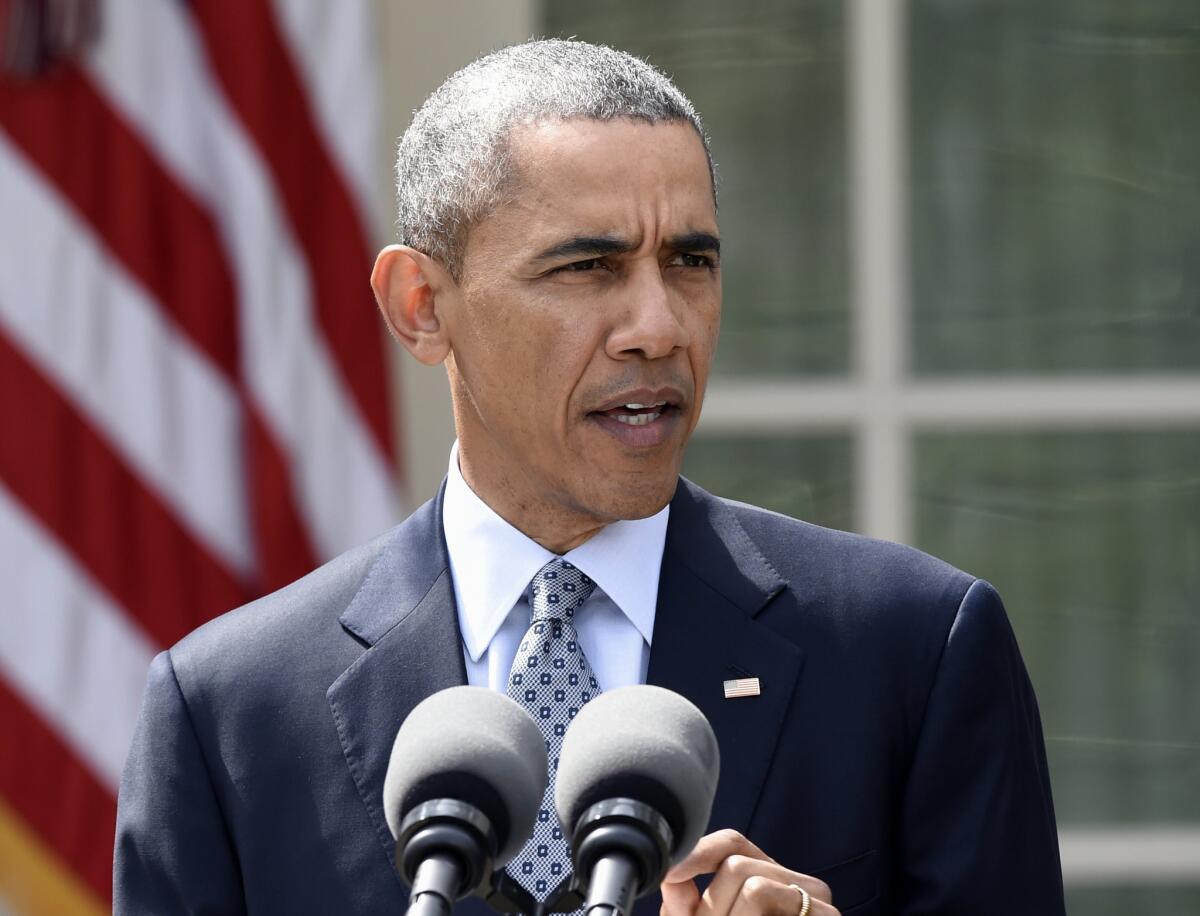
[114,478,1065,914]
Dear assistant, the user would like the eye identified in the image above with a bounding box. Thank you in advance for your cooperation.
[672,252,718,269]
[552,257,606,274]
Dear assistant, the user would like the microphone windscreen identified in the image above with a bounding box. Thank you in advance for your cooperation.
[555,685,719,864]
[383,686,548,864]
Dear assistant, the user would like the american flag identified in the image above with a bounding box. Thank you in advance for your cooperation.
[0,1,402,910]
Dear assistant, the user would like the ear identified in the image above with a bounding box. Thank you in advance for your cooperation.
[371,245,455,366]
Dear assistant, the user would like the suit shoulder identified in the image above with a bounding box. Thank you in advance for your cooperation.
[169,526,396,681]
[719,495,976,615]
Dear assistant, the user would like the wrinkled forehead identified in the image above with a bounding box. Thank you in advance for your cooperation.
[454,118,718,280]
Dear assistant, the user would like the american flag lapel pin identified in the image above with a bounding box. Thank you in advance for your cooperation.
[723,677,761,699]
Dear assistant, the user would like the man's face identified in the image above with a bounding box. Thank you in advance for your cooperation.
[442,118,721,540]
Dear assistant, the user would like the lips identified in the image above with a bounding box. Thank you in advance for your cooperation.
[586,387,686,446]
[590,387,686,416]
[596,400,670,426]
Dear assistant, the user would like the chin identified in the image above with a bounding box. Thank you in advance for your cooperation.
[584,473,678,523]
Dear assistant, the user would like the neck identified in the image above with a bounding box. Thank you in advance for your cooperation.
[455,445,607,554]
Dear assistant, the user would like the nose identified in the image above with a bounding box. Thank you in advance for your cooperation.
[605,263,690,361]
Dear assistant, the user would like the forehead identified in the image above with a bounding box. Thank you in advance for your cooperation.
[509,117,712,195]
[475,118,717,253]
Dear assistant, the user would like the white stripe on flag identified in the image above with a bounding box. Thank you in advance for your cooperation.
[0,481,156,793]
[0,133,254,581]
[87,0,400,559]
[270,0,385,238]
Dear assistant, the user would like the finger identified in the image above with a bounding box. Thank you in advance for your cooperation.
[727,877,841,916]
[660,873,701,916]
[664,829,774,884]
[701,855,834,916]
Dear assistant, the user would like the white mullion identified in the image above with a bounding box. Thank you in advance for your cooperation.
[698,377,1200,432]
[849,0,910,545]
[905,377,1200,427]
[700,381,861,432]
[1060,826,1200,885]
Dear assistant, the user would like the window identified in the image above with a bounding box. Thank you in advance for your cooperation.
[543,2,1200,911]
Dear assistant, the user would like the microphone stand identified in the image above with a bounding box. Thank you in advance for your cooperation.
[394,808,579,916]
[479,869,584,916]
[478,796,669,916]
[480,868,538,915]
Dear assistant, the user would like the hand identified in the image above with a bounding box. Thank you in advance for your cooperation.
[660,829,840,916]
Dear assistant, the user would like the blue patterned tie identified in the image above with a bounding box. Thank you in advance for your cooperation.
[505,558,600,900]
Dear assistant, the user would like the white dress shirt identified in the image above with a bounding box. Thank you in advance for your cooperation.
[442,443,668,692]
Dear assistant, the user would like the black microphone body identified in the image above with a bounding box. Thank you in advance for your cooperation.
[584,852,637,916]
[394,798,497,916]
[571,798,673,916]
[554,686,721,916]
[408,853,465,916]
[383,686,548,914]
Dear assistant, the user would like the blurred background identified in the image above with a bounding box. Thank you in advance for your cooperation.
[0,0,1196,913]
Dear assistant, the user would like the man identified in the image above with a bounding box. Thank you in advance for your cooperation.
[115,40,1065,915]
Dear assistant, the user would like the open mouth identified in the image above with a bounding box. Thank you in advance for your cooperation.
[593,400,674,427]
[585,387,687,447]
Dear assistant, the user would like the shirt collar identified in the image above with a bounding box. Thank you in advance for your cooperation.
[442,442,668,662]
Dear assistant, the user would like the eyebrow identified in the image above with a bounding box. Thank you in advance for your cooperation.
[531,235,634,264]
[531,231,720,264]
[668,231,721,255]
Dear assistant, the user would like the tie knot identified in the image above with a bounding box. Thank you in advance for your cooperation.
[529,558,595,623]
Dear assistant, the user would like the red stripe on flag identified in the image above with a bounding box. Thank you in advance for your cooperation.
[247,410,319,590]
[0,328,250,647]
[0,62,239,379]
[0,676,116,903]
[0,61,320,590]
[188,0,397,468]
[247,414,319,592]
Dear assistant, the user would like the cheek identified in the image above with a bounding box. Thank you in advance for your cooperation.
[472,307,599,429]
[522,293,607,374]
[684,288,721,359]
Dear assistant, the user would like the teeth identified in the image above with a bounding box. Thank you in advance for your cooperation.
[614,410,663,426]
[623,401,667,410]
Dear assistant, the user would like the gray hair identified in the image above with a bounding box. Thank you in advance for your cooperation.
[394,38,713,278]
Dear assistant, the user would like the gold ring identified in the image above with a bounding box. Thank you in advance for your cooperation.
[789,883,812,916]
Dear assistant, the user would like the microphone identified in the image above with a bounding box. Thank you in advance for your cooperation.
[555,686,720,916]
[383,686,547,916]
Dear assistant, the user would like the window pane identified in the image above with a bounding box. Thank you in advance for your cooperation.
[915,429,1200,825]
[543,0,850,377]
[682,434,854,531]
[909,1,1200,374]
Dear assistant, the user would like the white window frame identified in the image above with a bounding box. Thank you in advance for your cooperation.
[696,0,1200,889]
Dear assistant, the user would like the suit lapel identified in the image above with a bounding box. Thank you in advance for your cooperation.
[647,479,803,837]
[325,478,803,875]
[326,483,468,873]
